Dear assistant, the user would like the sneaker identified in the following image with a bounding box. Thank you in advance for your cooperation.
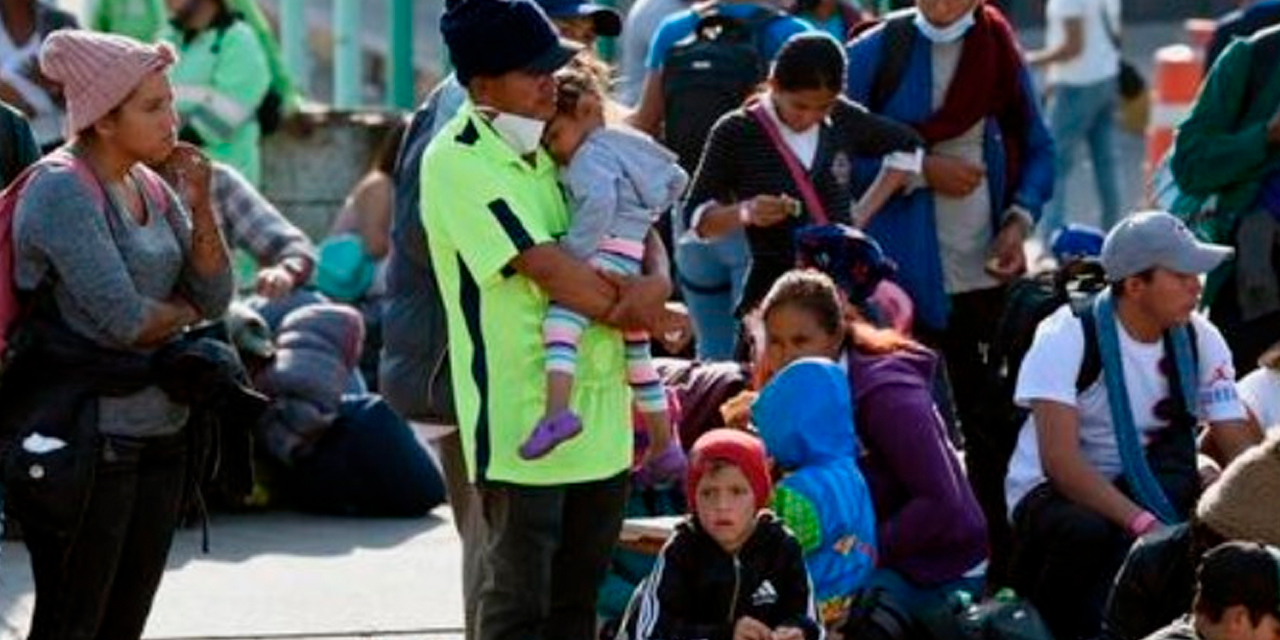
[637,440,687,487]
[519,410,583,459]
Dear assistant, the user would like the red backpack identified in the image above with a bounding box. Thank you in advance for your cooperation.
[0,149,173,361]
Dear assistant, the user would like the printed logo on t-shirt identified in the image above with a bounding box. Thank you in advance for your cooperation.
[752,580,779,606]
[831,152,851,188]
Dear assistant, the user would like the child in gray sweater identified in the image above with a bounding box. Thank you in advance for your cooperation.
[519,57,687,484]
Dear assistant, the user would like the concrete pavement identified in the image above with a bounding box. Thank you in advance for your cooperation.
[0,509,466,640]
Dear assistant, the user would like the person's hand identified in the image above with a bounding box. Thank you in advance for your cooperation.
[733,616,773,640]
[1126,510,1163,538]
[652,302,693,354]
[720,390,758,430]
[772,627,805,640]
[158,142,213,213]
[984,216,1028,282]
[923,154,986,198]
[255,265,298,299]
[604,272,671,330]
[742,194,794,228]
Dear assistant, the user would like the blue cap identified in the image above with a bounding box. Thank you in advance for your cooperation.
[535,0,622,36]
[1049,223,1105,262]
[441,0,582,84]
[1100,210,1233,281]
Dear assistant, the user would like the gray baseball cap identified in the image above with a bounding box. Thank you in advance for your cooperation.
[1100,210,1234,282]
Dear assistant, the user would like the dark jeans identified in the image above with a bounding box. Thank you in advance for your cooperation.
[1009,484,1134,640]
[24,433,188,640]
[282,394,447,517]
[477,471,629,640]
[917,286,1010,588]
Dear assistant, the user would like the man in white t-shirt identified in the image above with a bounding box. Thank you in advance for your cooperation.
[1027,0,1123,237]
[1004,211,1262,640]
[1236,343,1280,434]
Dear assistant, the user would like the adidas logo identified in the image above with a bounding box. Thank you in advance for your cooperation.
[751,580,778,606]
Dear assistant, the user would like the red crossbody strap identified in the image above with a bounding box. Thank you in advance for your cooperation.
[747,102,828,226]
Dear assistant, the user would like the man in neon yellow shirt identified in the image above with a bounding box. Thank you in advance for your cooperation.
[426,1,670,638]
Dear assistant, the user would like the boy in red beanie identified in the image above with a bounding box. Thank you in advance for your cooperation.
[622,429,822,640]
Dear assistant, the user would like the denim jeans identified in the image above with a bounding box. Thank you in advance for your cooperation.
[673,223,748,361]
[24,433,187,640]
[477,471,629,640]
[1040,77,1123,237]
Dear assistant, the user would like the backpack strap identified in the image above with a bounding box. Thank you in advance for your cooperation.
[1072,297,1103,394]
[867,11,916,112]
[44,149,179,239]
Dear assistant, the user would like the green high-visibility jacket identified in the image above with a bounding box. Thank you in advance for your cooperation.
[164,18,271,185]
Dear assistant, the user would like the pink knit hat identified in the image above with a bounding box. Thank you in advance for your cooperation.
[39,30,176,135]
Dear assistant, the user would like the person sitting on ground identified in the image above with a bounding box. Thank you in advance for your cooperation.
[327,120,407,301]
[1101,431,1280,640]
[623,428,823,640]
[156,155,314,298]
[520,55,687,481]
[752,357,878,627]
[756,270,987,617]
[231,300,446,517]
[1140,541,1280,640]
[1237,339,1280,436]
[1005,211,1260,640]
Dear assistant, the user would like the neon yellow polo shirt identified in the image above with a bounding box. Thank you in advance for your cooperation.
[420,102,631,486]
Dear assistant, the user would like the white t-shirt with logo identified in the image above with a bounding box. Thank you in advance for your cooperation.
[1238,367,1280,433]
[1045,0,1121,87]
[1004,306,1246,518]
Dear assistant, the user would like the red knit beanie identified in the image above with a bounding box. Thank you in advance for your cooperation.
[686,429,771,511]
[39,30,176,136]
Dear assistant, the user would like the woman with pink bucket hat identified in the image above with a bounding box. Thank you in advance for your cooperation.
[0,30,232,638]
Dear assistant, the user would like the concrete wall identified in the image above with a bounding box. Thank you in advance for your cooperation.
[260,109,402,241]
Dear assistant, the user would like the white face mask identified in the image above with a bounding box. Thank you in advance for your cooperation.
[482,109,547,157]
[914,8,976,44]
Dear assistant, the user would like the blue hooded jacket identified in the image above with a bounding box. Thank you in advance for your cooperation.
[752,358,877,610]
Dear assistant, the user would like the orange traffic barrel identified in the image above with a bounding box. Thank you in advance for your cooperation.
[1145,44,1203,182]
